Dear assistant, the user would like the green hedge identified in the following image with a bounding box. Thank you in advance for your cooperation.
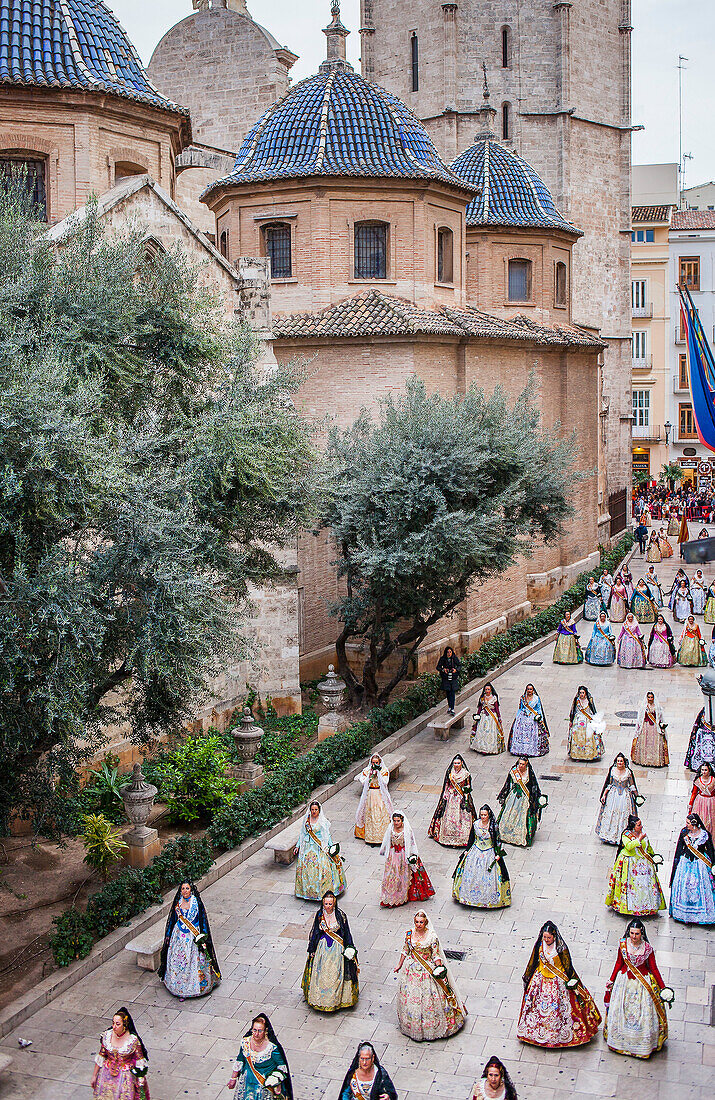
[50,534,632,966]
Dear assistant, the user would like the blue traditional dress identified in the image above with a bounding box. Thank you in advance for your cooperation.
[508,690,549,756]
[160,893,220,999]
[452,819,511,908]
[669,826,715,925]
[685,709,715,771]
[584,581,603,621]
[644,569,663,606]
[585,616,616,666]
[692,573,707,614]
[230,1036,291,1100]
[295,806,346,900]
[631,584,656,624]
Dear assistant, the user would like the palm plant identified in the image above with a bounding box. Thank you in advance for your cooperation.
[81,814,128,881]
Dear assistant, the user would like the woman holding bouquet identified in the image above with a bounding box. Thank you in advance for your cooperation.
[596,754,640,845]
[677,615,707,666]
[567,686,604,761]
[517,922,601,1048]
[688,761,715,837]
[605,815,666,916]
[470,683,505,754]
[380,812,434,907]
[158,882,220,998]
[338,1044,397,1100]
[302,891,359,1012]
[646,615,676,668]
[496,758,546,847]
[428,755,476,847]
[394,910,466,1041]
[91,1008,149,1099]
[552,611,583,663]
[585,611,616,666]
[508,685,549,757]
[295,800,346,900]
[604,919,670,1058]
[631,692,668,767]
[227,1014,292,1098]
[616,613,647,669]
[472,1057,517,1100]
[354,754,393,844]
[669,813,715,924]
[452,805,511,909]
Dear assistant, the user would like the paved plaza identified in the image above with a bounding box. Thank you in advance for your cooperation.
[3,545,715,1100]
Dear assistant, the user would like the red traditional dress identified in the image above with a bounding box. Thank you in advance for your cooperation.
[688,773,715,839]
[517,939,601,1048]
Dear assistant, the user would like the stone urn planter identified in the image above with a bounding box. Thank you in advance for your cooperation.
[121,762,160,868]
[317,664,348,742]
[232,707,265,789]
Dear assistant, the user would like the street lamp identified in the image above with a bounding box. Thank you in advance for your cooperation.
[664,421,672,446]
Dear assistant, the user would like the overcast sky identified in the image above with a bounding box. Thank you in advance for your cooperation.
[112,0,715,186]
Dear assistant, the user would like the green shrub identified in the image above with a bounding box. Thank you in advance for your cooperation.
[143,734,238,823]
[81,813,128,881]
[50,909,94,967]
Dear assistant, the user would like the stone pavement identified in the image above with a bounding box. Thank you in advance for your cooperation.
[3,542,715,1100]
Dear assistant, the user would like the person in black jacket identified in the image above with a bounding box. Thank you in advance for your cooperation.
[436,646,461,715]
[338,1043,397,1100]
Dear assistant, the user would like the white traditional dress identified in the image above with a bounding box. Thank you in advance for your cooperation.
[396,918,466,1041]
[596,764,638,845]
[354,757,392,844]
[604,938,668,1058]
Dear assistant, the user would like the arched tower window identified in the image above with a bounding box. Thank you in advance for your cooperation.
[501,26,511,69]
[411,33,419,92]
[354,222,388,280]
[508,258,532,302]
[437,227,454,284]
[0,153,47,219]
[263,222,292,278]
[502,102,511,141]
[219,229,230,260]
[555,261,567,307]
[114,161,147,184]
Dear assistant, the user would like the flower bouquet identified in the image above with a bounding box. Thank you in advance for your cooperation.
[660,986,676,1008]
[131,1066,148,1079]
[566,977,579,990]
[407,854,419,866]
[634,794,646,807]
[131,1064,149,1098]
[538,794,549,808]
[264,1068,287,1095]
[193,932,208,951]
[343,946,357,962]
[652,853,664,867]
[432,965,448,981]
[328,843,340,858]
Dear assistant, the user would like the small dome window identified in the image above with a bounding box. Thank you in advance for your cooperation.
[508,258,532,302]
[263,223,292,279]
[555,261,567,307]
[354,222,388,280]
[437,227,454,284]
[0,154,47,219]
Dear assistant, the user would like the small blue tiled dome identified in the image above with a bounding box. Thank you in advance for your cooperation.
[450,137,580,236]
[0,0,188,117]
[203,65,469,196]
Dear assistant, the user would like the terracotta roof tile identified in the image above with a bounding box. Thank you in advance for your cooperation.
[632,205,674,223]
[672,210,715,230]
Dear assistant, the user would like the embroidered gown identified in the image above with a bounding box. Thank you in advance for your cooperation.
[645,536,661,563]
[584,582,603,620]
[93,1031,148,1100]
[552,620,583,663]
[497,765,544,847]
[606,831,666,915]
[608,582,628,623]
[302,909,359,1012]
[339,1064,397,1100]
[397,929,466,1041]
[689,774,715,838]
[295,815,346,900]
[516,942,601,1049]
[354,762,392,844]
[631,706,668,767]
[230,1038,290,1100]
[161,895,220,998]
[659,531,674,557]
[428,766,476,847]
[678,622,707,666]
[692,576,707,614]
[684,708,715,771]
[568,699,604,761]
[585,618,616,666]
[596,767,638,845]
[470,698,505,754]
[380,826,434,907]
[647,623,675,668]
[508,694,549,757]
[669,826,715,924]
[604,940,667,1058]
[667,513,680,536]
[616,619,646,669]
[452,825,511,908]
[631,586,656,624]
[644,570,663,605]
[673,588,694,623]
[704,583,715,624]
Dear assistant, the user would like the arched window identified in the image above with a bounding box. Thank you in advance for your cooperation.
[0,153,47,219]
[508,258,532,302]
[142,236,167,264]
[263,222,292,278]
[437,227,454,284]
[502,102,511,141]
[354,221,388,280]
[219,229,230,260]
[114,161,147,184]
[555,261,567,306]
[501,26,511,69]
[411,32,419,92]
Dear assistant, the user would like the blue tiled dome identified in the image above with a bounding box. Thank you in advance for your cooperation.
[203,66,469,195]
[0,0,188,117]
[450,137,580,235]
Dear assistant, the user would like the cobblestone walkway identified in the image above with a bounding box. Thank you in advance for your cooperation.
[3,542,715,1100]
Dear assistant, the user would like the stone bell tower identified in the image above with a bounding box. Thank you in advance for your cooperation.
[361,0,633,540]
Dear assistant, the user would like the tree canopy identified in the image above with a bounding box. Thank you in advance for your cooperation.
[0,184,315,834]
[319,376,581,705]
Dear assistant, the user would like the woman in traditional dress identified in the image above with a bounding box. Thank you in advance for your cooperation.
[596,754,640,845]
[616,613,647,669]
[608,576,628,623]
[428,755,476,847]
[453,805,511,909]
[91,1008,149,1100]
[604,919,669,1059]
[645,531,661,563]
[227,1014,292,1098]
[708,626,715,667]
[688,761,715,838]
[646,615,676,668]
[354,754,393,845]
[516,922,601,1049]
[704,581,715,624]
[669,813,715,924]
[584,578,603,621]
[621,567,635,601]
[668,569,690,612]
[658,527,674,558]
[585,611,616,666]
[157,882,220,999]
[470,683,505,754]
[631,579,657,624]
[678,614,707,666]
[393,910,466,1041]
[295,801,346,899]
[644,565,663,605]
[497,757,546,847]
[692,569,707,614]
[338,1044,397,1100]
[302,891,359,1012]
[472,1057,517,1100]
[600,571,614,605]
[380,812,434,907]
[605,814,666,916]
[667,509,680,536]
[685,707,715,771]
[567,686,605,761]
[508,685,549,756]
[552,610,583,664]
[631,691,668,767]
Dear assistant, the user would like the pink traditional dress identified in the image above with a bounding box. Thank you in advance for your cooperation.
[617,615,646,669]
[689,770,715,838]
[396,918,466,1041]
[631,694,668,767]
[427,757,476,846]
[658,529,673,557]
[517,928,601,1049]
[354,756,392,844]
[379,817,434,907]
[608,581,628,623]
[93,1030,149,1100]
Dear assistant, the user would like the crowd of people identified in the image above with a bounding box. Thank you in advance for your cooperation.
[90,539,715,1100]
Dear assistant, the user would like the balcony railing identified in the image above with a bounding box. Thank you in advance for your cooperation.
[632,422,662,442]
[675,325,686,345]
[632,355,652,370]
[632,303,653,318]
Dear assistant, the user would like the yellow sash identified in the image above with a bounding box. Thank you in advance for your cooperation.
[319,917,344,948]
[683,835,714,870]
[176,906,201,939]
[306,822,341,867]
[448,772,470,798]
[511,768,530,797]
[619,941,668,1032]
[405,932,460,1010]
[481,702,503,734]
